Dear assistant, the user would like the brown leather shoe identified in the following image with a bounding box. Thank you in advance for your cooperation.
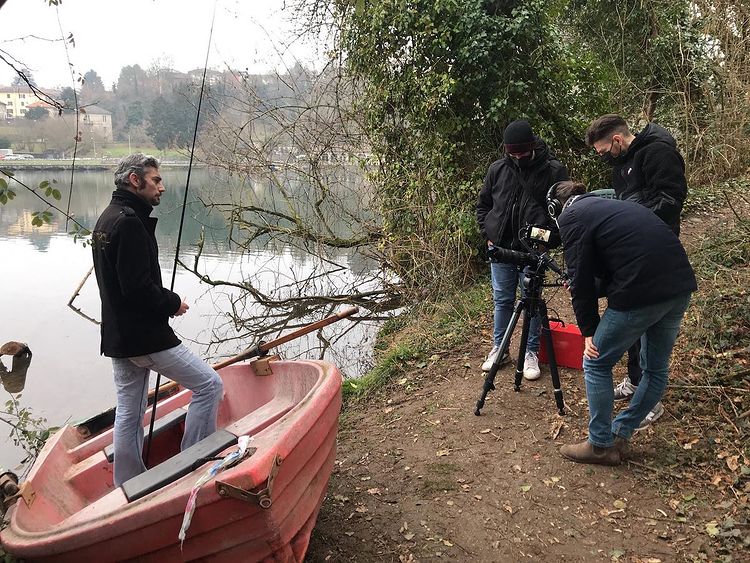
[560,440,621,466]
[613,436,629,460]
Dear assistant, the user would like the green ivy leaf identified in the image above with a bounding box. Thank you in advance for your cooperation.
[0,177,7,189]
[52,189,62,200]
[39,180,50,189]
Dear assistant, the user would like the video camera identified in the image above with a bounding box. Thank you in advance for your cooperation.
[487,224,566,281]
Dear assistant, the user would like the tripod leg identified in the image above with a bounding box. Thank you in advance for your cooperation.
[475,299,526,416]
[514,304,531,391]
[539,302,565,415]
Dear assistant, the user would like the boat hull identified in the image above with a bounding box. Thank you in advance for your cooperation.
[1,359,342,562]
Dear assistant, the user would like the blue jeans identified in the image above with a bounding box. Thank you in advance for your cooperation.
[583,292,691,447]
[111,343,224,486]
[491,261,540,352]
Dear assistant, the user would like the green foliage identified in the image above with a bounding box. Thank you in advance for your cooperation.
[39,179,62,201]
[23,107,49,121]
[146,91,198,150]
[333,0,607,292]
[344,281,490,399]
[30,211,53,227]
[59,87,77,110]
[0,177,16,205]
[1,396,56,464]
[126,101,146,128]
[69,222,92,247]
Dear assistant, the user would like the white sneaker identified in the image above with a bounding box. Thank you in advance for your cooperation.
[613,376,637,401]
[523,351,541,380]
[636,402,665,430]
[481,346,508,372]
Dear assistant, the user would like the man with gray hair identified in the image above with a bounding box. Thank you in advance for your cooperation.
[92,153,223,487]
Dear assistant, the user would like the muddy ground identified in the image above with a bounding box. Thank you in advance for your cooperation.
[307,214,748,563]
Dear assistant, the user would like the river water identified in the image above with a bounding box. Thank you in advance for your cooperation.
[0,166,381,470]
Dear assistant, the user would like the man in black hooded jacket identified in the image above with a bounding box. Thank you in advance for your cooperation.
[585,114,688,428]
[586,114,686,235]
[477,120,569,379]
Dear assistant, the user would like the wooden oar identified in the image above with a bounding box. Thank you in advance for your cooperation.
[75,306,359,437]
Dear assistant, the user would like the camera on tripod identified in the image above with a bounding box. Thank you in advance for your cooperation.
[476,223,568,417]
[486,224,566,280]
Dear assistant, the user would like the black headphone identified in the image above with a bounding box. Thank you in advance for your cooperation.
[546,181,565,221]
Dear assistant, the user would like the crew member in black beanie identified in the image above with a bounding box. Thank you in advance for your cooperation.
[477,120,569,378]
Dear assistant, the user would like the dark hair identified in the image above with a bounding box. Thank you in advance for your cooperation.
[114,153,160,188]
[585,114,630,146]
[555,181,587,208]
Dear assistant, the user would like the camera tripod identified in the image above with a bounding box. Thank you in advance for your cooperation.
[474,259,566,416]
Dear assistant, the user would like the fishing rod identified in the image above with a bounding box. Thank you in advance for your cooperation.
[144,1,218,465]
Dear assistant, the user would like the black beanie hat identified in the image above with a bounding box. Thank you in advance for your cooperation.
[503,120,536,153]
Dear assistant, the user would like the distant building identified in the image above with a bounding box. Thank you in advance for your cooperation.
[26,100,58,117]
[187,68,226,87]
[0,85,34,118]
[0,86,62,119]
[82,104,113,142]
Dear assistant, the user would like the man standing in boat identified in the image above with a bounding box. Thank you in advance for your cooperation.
[92,153,224,487]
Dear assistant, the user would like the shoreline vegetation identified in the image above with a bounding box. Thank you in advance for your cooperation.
[0,159,195,171]
[312,181,749,560]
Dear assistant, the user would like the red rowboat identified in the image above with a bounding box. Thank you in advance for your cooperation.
[1,358,342,562]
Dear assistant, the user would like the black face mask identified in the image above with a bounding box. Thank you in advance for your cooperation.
[513,151,535,169]
[600,140,627,166]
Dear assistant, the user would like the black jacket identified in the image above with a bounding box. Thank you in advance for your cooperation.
[477,138,568,251]
[92,189,181,358]
[558,194,697,337]
[612,123,687,234]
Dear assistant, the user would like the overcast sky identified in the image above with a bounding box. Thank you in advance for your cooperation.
[0,0,324,89]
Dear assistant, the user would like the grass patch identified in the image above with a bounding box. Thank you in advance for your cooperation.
[343,281,491,400]
[426,461,461,475]
[683,177,750,215]
[651,190,750,553]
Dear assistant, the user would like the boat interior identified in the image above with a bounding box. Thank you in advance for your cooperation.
[15,360,329,530]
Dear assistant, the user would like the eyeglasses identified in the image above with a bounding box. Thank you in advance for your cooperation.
[596,139,615,158]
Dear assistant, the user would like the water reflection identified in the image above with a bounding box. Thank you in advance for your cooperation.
[0,342,32,394]
[0,166,384,469]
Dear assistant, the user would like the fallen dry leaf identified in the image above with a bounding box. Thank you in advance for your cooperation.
[436,449,451,457]
[726,455,740,472]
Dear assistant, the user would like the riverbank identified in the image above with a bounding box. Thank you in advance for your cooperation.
[0,159,195,171]
[307,185,750,562]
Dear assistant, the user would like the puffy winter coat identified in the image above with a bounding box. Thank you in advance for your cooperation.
[558,193,697,336]
[477,138,568,251]
[612,123,687,235]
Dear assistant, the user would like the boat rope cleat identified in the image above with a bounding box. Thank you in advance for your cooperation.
[249,355,280,376]
[216,454,282,509]
[0,471,34,515]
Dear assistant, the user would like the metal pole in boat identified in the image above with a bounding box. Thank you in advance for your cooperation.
[144,2,217,466]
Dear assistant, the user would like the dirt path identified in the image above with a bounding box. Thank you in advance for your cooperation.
[307,210,747,562]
